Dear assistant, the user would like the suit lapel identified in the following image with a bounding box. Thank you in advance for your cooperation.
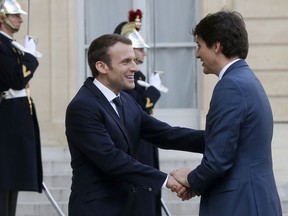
[84,78,133,154]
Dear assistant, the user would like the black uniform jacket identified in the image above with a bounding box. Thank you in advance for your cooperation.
[0,33,42,192]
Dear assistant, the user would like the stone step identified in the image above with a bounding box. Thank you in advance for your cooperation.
[16,202,68,216]
[41,146,70,162]
[43,174,71,188]
[18,188,70,202]
[42,160,71,174]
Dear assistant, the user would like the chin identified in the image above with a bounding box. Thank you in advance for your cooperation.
[123,83,135,90]
[129,83,135,89]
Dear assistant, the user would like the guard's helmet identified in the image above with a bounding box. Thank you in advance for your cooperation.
[0,0,27,15]
[113,9,149,49]
[120,22,149,49]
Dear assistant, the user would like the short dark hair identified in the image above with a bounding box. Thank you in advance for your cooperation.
[87,34,132,77]
[193,10,249,59]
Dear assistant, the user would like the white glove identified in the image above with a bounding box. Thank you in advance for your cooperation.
[137,72,169,93]
[24,35,42,58]
[24,35,36,54]
[149,73,161,89]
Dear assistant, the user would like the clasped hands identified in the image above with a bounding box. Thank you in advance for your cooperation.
[166,167,196,201]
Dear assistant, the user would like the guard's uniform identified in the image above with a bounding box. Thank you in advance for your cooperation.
[0,32,43,193]
[125,71,160,115]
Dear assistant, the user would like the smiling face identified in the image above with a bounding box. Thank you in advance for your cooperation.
[195,35,221,76]
[96,42,139,94]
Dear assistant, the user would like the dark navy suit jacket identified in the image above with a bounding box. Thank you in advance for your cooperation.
[188,60,282,216]
[65,77,205,216]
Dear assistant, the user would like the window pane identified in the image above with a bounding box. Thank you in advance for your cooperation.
[148,0,197,43]
[146,0,198,108]
[147,48,198,108]
[84,0,132,44]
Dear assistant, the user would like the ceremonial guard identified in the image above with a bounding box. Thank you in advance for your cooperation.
[114,9,168,216]
[0,0,42,215]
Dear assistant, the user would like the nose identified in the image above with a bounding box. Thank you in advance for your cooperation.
[18,15,23,23]
[195,49,200,59]
[131,60,139,72]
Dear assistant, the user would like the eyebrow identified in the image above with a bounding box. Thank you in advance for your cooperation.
[120,57,133,64]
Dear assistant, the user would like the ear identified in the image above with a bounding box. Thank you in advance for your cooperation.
[95,61,108,75]
[214,41,222,54]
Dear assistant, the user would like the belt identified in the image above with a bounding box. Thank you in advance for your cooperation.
[3,89,27,99]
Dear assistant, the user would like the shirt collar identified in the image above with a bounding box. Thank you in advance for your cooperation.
[218,59,241,80]
[93,78,119,102]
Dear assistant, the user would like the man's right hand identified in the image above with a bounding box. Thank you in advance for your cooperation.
[166,174,194,201]
[170,167,198,200]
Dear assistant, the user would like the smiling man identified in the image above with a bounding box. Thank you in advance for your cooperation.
[171,10,282,216]
[65,34,206,216]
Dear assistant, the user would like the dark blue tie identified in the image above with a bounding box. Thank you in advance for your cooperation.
[113,96,125,126]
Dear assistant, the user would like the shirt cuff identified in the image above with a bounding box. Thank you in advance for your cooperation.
[162,174,169,189]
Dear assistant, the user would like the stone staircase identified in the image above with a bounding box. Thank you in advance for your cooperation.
[16,146,71,216]
[16,123,288,216]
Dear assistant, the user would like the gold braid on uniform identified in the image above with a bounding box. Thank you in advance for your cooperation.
[25,84,33,115]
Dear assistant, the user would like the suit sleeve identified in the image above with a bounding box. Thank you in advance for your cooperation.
[139,111,205,153]
[187,78,246,195]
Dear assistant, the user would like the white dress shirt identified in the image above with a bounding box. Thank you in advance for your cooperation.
[93,78,120,115]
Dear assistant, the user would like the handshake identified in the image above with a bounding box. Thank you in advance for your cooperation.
[166,167,196,201]
[11,35,42,58]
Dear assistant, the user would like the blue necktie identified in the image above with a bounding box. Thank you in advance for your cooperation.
[113,96,125,126]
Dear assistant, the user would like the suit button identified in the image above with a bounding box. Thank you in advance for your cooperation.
[148,188,152,191]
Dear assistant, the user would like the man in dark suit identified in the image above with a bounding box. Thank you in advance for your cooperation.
[171,10,282,216]
[0,0,43,215]
[65,34,205,216]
